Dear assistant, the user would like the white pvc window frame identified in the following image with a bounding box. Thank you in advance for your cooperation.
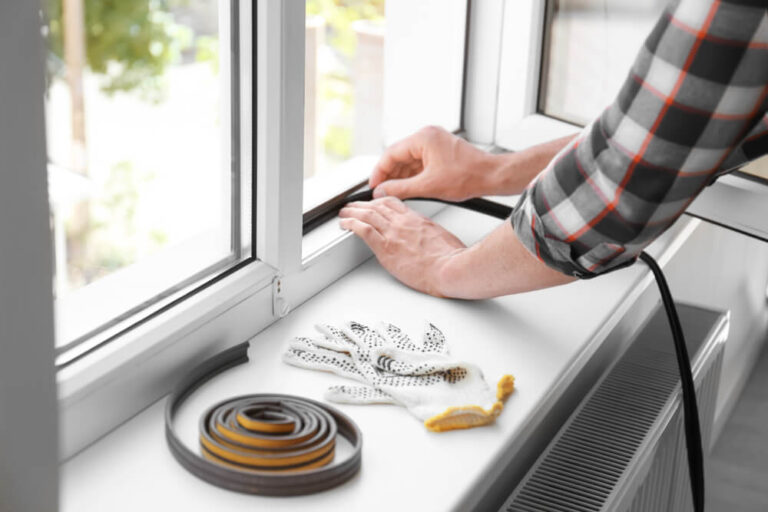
[460,0,580,152]
[51,0,252,359]
[489,0,582,151]
[57,0,571,461]
[58,0,270,459]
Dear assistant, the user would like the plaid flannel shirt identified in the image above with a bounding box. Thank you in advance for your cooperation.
[512,0,768,279]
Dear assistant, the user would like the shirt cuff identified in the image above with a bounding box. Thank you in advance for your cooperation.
[510,190,637,280]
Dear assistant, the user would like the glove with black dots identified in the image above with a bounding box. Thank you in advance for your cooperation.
[283,321,515,432]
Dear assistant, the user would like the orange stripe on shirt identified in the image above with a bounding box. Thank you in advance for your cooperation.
[563,0,722,244]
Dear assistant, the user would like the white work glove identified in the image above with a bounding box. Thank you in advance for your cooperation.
[283,321,454,404]
[283,321,515,432]
[284,334,397,404]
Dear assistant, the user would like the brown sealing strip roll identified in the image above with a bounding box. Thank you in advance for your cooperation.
[199,396,337,472]
[165,342,362,496]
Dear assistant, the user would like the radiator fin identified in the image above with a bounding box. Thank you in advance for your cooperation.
[502,305,725,512]
[505,350,679,512]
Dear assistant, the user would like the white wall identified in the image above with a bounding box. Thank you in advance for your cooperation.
[663,220,768,445]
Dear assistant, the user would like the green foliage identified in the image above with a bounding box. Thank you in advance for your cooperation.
[307,0,384,160]
[323,125,353,159]
[195,35,219,74]
[306,0,385,57]
[67,161,166,285]
[46,0,192,100]
[320,72,354,159]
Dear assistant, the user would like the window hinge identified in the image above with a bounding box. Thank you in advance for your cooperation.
[272,274,290,318]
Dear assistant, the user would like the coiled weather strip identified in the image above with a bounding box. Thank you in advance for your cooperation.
[199,396,338,472]
[165,343,363,496]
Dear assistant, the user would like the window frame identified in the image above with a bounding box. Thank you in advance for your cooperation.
[58,0,272,459]
[55,0,518,461]
[51,0,254,363]
[492,0,582,152]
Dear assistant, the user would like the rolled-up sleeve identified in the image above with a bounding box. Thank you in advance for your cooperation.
[512,0,768,278]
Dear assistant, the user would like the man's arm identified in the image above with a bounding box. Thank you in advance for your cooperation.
[482,135,576,197]
[436,222,576,299]
[338,197,575,299]
[513,0,768,278]
[344,0,767,298]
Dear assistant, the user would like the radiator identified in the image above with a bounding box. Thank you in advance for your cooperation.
[501,304,728,512]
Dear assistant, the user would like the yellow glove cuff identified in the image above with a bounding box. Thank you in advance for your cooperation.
[424,375,515,433]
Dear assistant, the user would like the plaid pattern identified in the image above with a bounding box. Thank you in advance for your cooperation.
[512,0,768,278]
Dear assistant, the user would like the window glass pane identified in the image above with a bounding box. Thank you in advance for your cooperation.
[540,0,666,126]
[44,0,250,357]
[303,0,467,212]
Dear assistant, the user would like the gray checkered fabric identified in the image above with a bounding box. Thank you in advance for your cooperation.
[512,0,768,278]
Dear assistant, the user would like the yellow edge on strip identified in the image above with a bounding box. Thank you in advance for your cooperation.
[424,374,515,433]
[210,430,320,457]
[201,435,335,467]
[236,413,295,433]
[216,423,314,448]
[202,446,336,473]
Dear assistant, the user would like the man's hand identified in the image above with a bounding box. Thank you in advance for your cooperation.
[340,197,576,299]
[339,197,466,297]
[369,126,499,201]
[350,130,580,299]
[370,126,578,201]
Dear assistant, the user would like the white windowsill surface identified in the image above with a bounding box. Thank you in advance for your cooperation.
[60,204,696,512]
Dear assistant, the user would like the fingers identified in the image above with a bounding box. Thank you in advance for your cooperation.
[344,196,408,215]
[370,346,457,376]
[339,198,416,252]
[372,174,428,200]
[379,322,421,352]
[309,325,356,353]
[372,196,409,213]
[325,385,397,405]
[338,206,390,232]
[369,135,425,189]
[422,323,448,355]
[369,126,456,198]
[338,217,385,252]
[283,339,365,382]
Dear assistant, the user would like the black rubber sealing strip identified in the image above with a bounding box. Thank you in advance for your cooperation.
[302,189,514,235]
[165,342,363,496]
[307,191,704,511]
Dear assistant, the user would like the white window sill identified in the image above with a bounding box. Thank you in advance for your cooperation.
[60,204,699,512]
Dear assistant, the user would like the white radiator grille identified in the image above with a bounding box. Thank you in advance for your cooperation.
[501,305,727,512]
